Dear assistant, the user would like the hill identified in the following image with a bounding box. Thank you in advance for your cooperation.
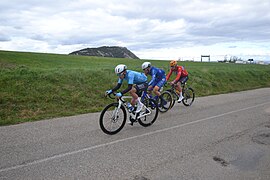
[69,46,139,59]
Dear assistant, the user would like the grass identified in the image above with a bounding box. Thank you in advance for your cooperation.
[1,50,270,126]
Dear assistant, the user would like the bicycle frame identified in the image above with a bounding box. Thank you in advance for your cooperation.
[141,91,152,102]
[115,95,151,120]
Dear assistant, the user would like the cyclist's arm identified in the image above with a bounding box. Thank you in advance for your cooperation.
[111,83,122,92]
[120,72,134,95]
[148,69,156,86]
[173,69,182,83]
[121,84,133,95]
[166,69,172,81]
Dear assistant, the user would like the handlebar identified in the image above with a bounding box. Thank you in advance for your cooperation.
[107,92,116,99]
[105,92,131,103]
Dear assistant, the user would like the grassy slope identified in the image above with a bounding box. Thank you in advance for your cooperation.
[1,50,270,125]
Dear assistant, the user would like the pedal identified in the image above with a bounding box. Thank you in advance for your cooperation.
[129,116,137,126]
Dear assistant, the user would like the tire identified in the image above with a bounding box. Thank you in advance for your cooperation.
[99,103,127,135]
[138,99,158,127]
[182,87,195,106]
[165,89,178,108]
[158,91,173,113]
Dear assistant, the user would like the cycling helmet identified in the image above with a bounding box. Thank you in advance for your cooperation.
[142,62,151,70]
[115,64,127,74]
[170,60,177,67]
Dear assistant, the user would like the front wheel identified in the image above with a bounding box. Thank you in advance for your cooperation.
[99,103,127,135]
[182,87,195,106]
[138,99,158,127]
[158,91,173,113]
[165,89,178,108]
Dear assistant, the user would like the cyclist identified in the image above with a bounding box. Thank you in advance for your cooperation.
[166,60,189,103]
[141,62,166,103]
[105,64,148,114]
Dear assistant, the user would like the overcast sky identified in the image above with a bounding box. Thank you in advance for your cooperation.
[0,0,270,61]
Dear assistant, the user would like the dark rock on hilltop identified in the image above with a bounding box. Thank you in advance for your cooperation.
[69,46,139,59]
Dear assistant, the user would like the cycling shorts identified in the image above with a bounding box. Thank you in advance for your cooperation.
[177,76,189,84]
[135,83,148,97]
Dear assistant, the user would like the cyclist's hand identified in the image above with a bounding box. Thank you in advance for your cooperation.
[115,92,122,98]
[164,82,168,87]
[169,81,174,85]
[105,89,112,96]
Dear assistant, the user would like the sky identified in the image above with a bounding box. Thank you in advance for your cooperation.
[0,0,270,61]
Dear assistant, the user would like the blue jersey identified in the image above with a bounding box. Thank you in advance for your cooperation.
[148,66,166,86]
[118,70,147,85]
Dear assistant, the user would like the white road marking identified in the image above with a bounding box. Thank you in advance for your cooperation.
[1,101,269,173]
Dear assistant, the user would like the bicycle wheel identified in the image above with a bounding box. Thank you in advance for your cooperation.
[182,87,195,106]
[138,99,158,127]
[99,103,127,135]
[158,91,173,113]
[165,89,178,108]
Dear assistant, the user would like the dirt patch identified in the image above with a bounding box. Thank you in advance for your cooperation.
[265,124,270,128]
[252,133,270,145]
[133,175,149,180]
[0,62,17,69]
[264,107,270,114]
[213,156,229,167]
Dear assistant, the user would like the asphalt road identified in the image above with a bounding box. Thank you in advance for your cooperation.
[0,88,270,180]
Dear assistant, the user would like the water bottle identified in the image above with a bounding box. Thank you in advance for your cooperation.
[127,103,134,112]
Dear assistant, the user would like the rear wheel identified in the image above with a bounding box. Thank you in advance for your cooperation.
[138,99,158,127]
[182,87,195,106]
[99,103,127,135]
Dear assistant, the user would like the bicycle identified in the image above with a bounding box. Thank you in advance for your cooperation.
[99,92,159,135]
[141,88,173,113]
[165,82,195,108]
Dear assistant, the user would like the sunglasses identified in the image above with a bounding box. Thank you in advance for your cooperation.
[117,72,125,76]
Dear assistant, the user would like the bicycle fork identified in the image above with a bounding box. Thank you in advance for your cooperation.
[111,102,122,121]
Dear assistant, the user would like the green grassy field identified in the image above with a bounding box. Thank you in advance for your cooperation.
[1,50,270,126]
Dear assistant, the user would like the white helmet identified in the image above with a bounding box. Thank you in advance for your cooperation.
[142,62,151,70]
[115,64,127,74]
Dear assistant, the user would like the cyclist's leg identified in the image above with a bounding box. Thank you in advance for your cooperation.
[147,85,154,98]
[177,76,188,94]
[151,80,160,97]
[157,78,168,104]
[177,76,188,102]
[154,78,166,97]
[134,83,148,112]
[151,77,164,95]
[130,85,138,106]
[174,81,181,94]
[147,83,158,101]
[174,80,183,102]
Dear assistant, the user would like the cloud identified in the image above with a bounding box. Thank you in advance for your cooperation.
[0,0,270,60]
[0,32,10,42]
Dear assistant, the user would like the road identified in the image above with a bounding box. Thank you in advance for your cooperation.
[0,88,270,180]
